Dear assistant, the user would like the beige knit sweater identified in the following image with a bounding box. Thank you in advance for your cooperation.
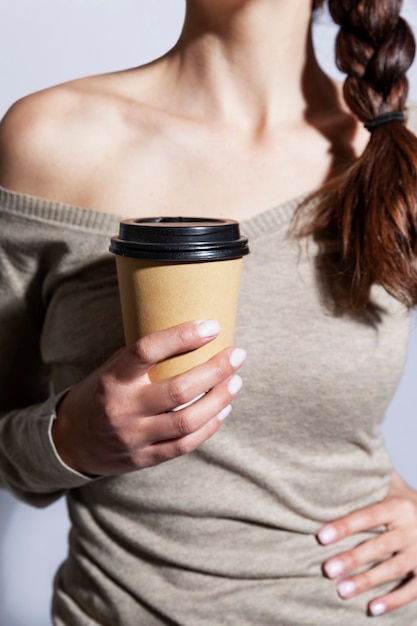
[1,112,417,623]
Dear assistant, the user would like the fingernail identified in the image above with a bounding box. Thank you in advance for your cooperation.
[228,374,243,395]
[337,579,356,599]
[324,559,344,579]
[229,348,247,368]
[217,405,232,422]
[318,525,338,545]
[370,602,387,617]
[197,320,221,338]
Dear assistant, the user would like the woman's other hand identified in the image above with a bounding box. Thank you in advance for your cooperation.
[51,320,246,477]
[318,473,417,616]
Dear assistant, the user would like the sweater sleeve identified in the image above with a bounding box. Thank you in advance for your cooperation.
[0,198,94,506]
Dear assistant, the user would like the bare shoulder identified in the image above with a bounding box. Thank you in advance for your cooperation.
[0,72,148,206]
[1,80,84,197]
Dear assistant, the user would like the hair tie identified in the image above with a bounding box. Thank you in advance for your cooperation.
[364,110,406,132]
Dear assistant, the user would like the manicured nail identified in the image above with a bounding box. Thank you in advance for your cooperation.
[337,579,356,599]
[228,375,243,395]
[370,602,387,617]
[217,405,232,422]
[324,559,344,579]
[197,320,221,338]
[229,348,247,368]
[318,525,338,545]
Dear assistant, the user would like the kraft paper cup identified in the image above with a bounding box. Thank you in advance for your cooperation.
[109,217,250,381]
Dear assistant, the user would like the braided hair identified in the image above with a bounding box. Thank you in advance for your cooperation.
[299,0,417,313]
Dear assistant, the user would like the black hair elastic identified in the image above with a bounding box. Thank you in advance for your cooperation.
[364,110,406,132]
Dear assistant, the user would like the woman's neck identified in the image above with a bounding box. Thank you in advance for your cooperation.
[161,0,333,131]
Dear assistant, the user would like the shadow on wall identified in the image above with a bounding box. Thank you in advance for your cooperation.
[0,490,69,626]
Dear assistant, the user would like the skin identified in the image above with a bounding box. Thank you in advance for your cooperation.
[0,0,416,617]
[54,320,246,476]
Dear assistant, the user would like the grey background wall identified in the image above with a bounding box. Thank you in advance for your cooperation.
[1,2,416,625]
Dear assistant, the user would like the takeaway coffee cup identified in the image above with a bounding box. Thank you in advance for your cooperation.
[109,217,249,381]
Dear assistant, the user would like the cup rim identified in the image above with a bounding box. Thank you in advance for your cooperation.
[109,216,250,262]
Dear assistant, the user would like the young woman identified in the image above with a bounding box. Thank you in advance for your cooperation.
[1,0,417,623]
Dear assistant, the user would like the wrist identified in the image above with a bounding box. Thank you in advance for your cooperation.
[51,390,88,476]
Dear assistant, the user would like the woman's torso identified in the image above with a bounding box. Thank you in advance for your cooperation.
[2,68,417,623]
[1,186,412,624]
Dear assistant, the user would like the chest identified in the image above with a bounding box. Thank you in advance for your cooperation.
[78,124,341,222]
[233,220,410,448]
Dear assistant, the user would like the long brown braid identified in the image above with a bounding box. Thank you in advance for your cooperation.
[300,0,417,313]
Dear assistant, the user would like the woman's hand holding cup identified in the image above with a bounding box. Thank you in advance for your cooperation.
[52,320,246,477]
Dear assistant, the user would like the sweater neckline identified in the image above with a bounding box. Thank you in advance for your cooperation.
[0,185,307,240]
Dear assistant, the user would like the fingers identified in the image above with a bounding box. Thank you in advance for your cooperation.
[334,552,413,599]
[138,345,246,417]
[331,557,417,617]
[112,319,222,383]
[53,318,246,477]
[111,368,242,471]
[323,528,416,594]
[323,527,412,580]
[368,573,417,617]
[118,341,246,469]
[318,489,417,616]
[140,370,243,443]
[318,494,417,549]
[318,503,391,547]
[141,410,227,468]
[105,351,245,470]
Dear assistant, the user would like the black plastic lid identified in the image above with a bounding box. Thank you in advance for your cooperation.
[109,217,250,262]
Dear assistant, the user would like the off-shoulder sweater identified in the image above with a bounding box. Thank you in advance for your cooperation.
[1,107,417,625]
